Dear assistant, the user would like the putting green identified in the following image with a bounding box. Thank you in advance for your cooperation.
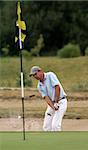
[0,132,88,150]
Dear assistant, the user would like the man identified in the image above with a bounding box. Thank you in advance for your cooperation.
[30,66,67,131]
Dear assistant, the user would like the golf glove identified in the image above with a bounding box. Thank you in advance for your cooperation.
[54,102,59,110]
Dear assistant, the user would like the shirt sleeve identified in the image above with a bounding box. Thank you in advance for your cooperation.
[49,72,59,87]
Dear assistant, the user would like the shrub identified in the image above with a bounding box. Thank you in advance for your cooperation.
[16,71,33,87]
[85,47,88,56]
[22,50,31,58]
[57,43,80,58]
[71,81,88,92]
[31,46,40,57]
[1,47,9,56]
[31,34,44,56]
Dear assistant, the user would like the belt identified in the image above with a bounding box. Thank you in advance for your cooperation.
[59,96,66,101]
[53,96,66,102]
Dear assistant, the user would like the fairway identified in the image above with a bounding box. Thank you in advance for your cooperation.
[0,132,88,150]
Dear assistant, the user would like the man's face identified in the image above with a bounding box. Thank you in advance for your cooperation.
[33,70,44,80]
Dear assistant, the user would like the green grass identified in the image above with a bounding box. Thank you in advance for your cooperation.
[0,56,88,91]
[0,132,88,150]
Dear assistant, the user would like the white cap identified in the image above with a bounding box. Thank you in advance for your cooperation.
[29,66,41,76]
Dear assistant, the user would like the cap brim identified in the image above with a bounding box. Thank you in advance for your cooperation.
[29,73,33,77]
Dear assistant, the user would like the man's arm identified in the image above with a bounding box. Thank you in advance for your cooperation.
[44,96,57,110]
[55,85,60,102]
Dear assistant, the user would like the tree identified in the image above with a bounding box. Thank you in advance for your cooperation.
[1,1,88,56]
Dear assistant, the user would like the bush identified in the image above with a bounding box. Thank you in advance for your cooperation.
[85,47,88,56]
[16,71,33,87]
[22,50,31,58]
[57,43,80,58]
[31,46,40,57]
[71,81,88,92]
[31,34,44,56]
[1,47,9,56]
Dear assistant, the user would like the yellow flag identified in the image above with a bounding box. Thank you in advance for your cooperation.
[16,20,26,30]
[21,33,26,42]
[17,2,21,20]
[15,2,26,43]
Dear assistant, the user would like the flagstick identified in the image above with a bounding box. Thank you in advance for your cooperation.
[19,28,25,140]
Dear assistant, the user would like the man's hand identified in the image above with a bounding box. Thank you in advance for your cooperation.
[54,102,59,110]
[44,96,59,110]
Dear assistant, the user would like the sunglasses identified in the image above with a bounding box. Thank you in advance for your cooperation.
[33,72,37,77]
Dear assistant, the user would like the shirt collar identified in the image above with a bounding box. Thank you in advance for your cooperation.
[40,73,46,81]
[39,73,47,85]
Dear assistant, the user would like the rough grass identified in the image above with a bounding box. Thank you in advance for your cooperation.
[0,89,88,119]
[0,56,88,91]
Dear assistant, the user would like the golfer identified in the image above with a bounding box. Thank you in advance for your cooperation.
[30,66,67,131]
